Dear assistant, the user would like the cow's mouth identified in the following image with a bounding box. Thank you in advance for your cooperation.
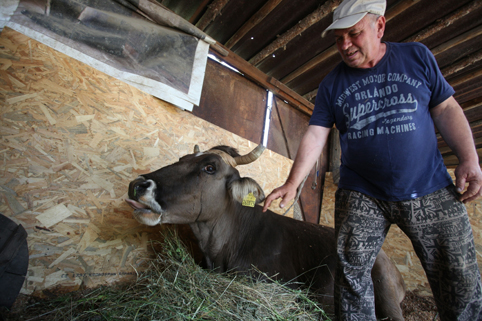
[126,198,163,214]
[127,177,163,213]
[126,198,152,213]
[126,198,163,226]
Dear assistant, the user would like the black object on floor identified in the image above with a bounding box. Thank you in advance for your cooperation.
[0,213,28,309]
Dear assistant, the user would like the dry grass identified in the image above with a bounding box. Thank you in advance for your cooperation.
[4,230,330,321]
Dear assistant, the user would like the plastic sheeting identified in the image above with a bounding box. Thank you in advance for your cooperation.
[3,0,211,110]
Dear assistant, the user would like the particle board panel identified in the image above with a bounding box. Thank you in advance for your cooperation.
[0,27,295,295]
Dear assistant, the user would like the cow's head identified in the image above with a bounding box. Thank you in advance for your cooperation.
[126,145,266,226]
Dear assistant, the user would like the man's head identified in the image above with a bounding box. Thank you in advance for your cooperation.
[323,0,387,69]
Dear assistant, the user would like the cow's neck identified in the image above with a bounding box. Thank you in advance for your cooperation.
[189,203,250,270]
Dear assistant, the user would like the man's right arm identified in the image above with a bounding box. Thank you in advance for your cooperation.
[262,125,332,212]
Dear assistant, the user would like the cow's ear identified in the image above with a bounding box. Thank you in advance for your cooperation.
[228,177,265,205]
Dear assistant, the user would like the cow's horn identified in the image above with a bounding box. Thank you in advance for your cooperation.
[194,145,201,153]
[234,145,266,165]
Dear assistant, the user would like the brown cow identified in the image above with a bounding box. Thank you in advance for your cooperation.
[126,145,406,319]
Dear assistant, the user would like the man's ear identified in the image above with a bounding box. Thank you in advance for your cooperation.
[376,15,386,39]
[228,177,265,205]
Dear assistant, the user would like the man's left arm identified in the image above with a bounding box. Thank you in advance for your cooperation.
[430,96,482,202]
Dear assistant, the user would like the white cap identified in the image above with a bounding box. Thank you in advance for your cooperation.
[322,0,386,37]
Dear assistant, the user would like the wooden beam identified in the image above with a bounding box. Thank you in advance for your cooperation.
[189,0,211,24]
[432,24,482,58]
[303,88,318,102]
[449,67,482,87]
[249,0,342,66]
[268,77,314,113]
[405,0,482,43]
[461,97,482,110]
[281,46,337,85]
[384,0,421,22]
[329,127,341,184]
[209,45,314,115]
[224,0,283,49]
[461,100,482,113]
[442,49,482,79]
[195,0,230,31]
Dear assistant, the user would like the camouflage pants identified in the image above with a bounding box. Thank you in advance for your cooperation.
[334,186,482,321]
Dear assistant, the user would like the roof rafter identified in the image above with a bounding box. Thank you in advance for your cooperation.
[196,0,231,31]
[189,0,212,24]
[225,0,284,49]
[432,25,482,58]
[405,0,482,43]
[450,67,482,87]
[249,0,342,66]
[442,49,482,79]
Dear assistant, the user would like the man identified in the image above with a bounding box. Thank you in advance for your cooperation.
[263,0,482,320]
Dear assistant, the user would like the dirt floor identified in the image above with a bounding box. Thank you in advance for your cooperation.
[401,291,439,321]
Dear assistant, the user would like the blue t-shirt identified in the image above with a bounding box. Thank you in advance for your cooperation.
[309,42,454,201]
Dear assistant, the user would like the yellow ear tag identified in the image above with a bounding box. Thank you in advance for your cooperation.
[242,192,256,207]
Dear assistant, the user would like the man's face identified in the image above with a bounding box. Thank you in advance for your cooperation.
[334,15,385,69]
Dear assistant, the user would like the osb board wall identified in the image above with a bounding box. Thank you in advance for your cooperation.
[0,27,295,295]
[321,171,482,295]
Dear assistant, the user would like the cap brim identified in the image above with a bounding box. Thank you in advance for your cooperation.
[321,12,367,38]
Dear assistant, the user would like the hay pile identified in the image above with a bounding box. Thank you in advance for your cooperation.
[5,231,330,320]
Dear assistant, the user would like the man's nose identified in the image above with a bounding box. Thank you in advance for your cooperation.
[340,38,351,51]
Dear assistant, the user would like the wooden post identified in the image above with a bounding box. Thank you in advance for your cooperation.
[329,128,341,185]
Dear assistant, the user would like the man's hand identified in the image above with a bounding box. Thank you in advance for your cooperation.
[262,125,331,213]
[262,182,298,212]
[431,97,482,203]
[455,161,482,203]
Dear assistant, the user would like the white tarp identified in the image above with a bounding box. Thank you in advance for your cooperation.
[1,0,212,111]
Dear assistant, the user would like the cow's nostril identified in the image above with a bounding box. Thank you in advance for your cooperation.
[134,180,152,197]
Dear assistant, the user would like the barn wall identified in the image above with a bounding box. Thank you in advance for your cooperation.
[4,23,474,298]
[321,171,482,295]
[0,27,295,295]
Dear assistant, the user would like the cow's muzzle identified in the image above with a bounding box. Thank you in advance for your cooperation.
[126,176,163,226]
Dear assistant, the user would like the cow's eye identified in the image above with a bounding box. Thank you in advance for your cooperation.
[203,164,216,174]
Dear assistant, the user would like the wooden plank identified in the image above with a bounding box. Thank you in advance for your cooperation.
[329,128,341,185]
[273,97,323,224]
[193,59,266,145]
[209,46,314,115]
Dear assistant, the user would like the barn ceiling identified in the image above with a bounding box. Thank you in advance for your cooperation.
[160,0,482,166]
